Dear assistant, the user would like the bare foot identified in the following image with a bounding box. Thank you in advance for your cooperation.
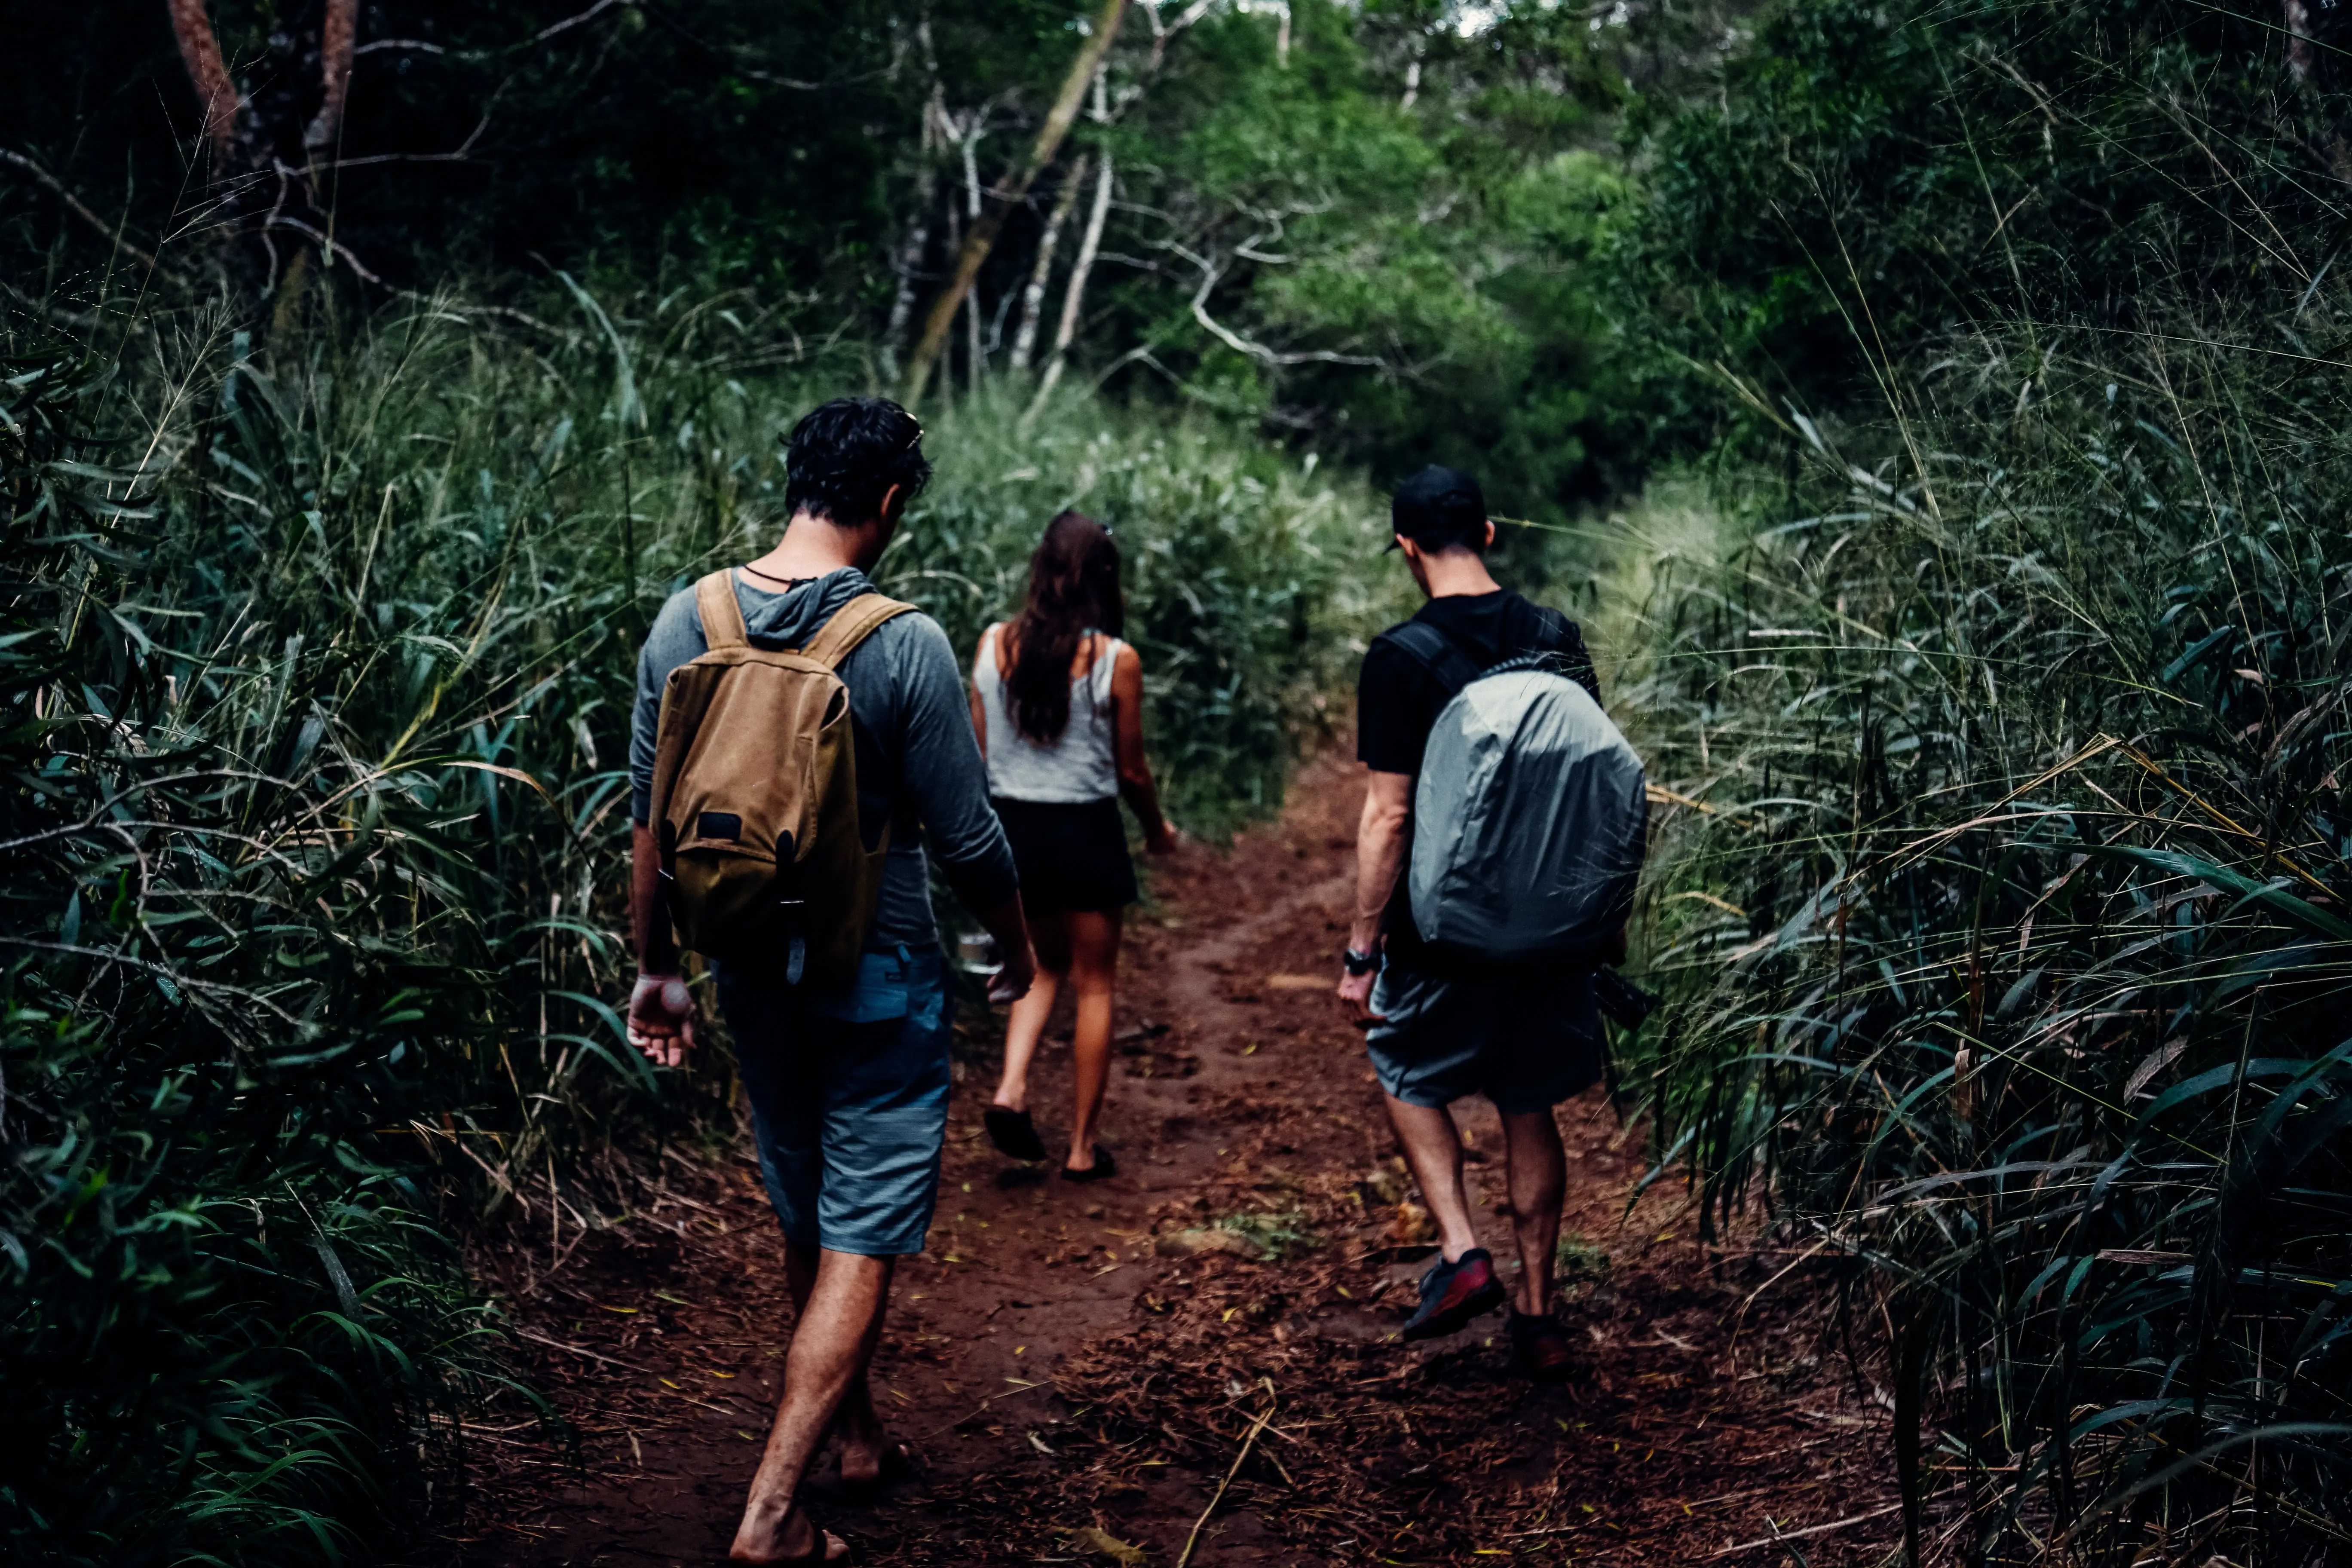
[838,1433,891,1489]
[835,1408,901,1488]
[730,1498,847,1564]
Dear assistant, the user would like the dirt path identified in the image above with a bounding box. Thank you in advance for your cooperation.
[462,760,1899,1566]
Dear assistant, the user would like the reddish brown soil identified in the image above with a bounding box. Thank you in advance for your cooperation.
[459,760,1902,1566]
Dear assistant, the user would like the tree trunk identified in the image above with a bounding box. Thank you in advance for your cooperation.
[900,0,1129,406]
[882,25,949,382]
[165,0,242,160]
[1010,152,1089,371]
[879,170,938,381]
[304,0,359,150]
[1024,141,1113,422]
[961,123,985,390]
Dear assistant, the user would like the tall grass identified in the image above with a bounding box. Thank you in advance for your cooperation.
[0,285,1389,1563]
[1620,318,2352,1561]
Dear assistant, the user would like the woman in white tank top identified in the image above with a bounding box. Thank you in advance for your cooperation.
[968,511,1178,1180]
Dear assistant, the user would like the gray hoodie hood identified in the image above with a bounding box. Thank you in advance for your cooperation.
[737,566,875,649]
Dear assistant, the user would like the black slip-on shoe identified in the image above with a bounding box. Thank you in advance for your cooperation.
[984,1106,1047,1162]
[1399,1247,1507,1341]
[1507,1308,1575,1384]
[1060,1145,1117,1183]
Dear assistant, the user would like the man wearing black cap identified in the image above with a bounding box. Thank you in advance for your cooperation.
[1335,464,1608,1384]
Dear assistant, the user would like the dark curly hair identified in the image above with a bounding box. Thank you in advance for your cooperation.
[1008,511,1124,744]
[784,397,932,526]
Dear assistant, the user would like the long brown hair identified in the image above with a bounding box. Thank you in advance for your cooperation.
[1007,511,1124,744]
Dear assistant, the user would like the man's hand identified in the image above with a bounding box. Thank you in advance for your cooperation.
[1145,823,1184,856]
[988,938,1038,1008]
[628,971,697,1067]
[1337,959,1384,1025]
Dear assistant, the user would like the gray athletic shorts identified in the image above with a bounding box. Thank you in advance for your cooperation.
[1365,956,1604,1115]
[719,943,955,1257]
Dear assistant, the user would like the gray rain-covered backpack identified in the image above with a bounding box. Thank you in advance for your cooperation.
[1400,631,1648,968]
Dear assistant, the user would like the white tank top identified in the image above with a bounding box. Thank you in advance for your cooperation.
[974,623,1121,803]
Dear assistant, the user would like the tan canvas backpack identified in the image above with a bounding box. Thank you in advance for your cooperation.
[647,571,913,989]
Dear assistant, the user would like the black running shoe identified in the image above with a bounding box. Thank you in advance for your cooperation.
[1399,1248,1507,1341]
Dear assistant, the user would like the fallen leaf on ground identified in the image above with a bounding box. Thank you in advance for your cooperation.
[1069,1525,1147,1565]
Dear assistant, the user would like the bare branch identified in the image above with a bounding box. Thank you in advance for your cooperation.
[1147,0,1219,71]
[534,0,630,45]
[1186,252,1381,367]
[0,150,164,270]
[312,106,494,172]
[354,37,448,55]
[265,214,385,283]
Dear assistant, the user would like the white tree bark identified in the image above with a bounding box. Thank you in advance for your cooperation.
[1026,140,1114,421]
[960,121,985,389]
[879,169,937,381]
[900,0,1129,403]
[1010,152,1089,372]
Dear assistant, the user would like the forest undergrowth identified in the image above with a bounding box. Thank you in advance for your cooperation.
[1608,316,2352,1563]
[0,286,1401,1564]
[7,2,2352,1564]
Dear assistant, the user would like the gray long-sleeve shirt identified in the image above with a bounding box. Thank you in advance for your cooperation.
[630,567,1017,949]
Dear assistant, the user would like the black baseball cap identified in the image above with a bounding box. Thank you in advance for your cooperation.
[1387,465,1487,552]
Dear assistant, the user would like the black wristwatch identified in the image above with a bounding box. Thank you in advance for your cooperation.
[1342,946,1380,977]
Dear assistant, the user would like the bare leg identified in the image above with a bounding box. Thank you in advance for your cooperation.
[1500,1109,1567,1316]
[1381,1093,1480,1263]
[731,1249,894,1563]
[992,910,1070,1114]
[1062,908,1122,1170]
[782,1242,888,1484]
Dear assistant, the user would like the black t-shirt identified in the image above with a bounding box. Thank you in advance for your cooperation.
[1356,589,1599,960]
[1357,590,1598,777]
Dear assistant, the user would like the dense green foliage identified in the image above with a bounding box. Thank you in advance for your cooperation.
[0,287,1390,1561]
[1613,1,2352,1559]
[2,0,1643,514]
[9,0,2352,1560]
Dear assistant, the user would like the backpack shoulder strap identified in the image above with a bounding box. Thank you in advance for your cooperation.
[696,570,750,652]
[1386,619,1487,701]
[802,592,916,670]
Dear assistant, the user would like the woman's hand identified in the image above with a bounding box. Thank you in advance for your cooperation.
[628,971,697,1067]
[1145,822,1184,856]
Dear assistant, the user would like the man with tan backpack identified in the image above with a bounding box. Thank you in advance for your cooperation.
[625,397,1035,1564]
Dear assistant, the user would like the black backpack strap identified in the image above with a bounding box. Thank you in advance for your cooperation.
[1517,600,1603,705]
[1385,620,1487,701]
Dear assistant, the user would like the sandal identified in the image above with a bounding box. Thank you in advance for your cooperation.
[984,1106,1047,1162]
[837,1439,917,1498]
[1060,1145,1117,1183]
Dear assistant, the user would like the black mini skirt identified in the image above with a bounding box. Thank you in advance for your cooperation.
[992,796,1139,915]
